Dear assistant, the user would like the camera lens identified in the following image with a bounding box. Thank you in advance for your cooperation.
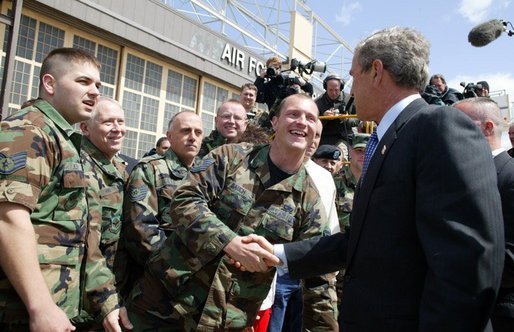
[266,67,277,77]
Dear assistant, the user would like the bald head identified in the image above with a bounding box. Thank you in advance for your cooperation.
[454,97,505,149]
[167,111,204,167]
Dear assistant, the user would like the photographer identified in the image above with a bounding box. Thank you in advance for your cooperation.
[254,56,313,109]
[316,75,358,150]
[422,74,463,105]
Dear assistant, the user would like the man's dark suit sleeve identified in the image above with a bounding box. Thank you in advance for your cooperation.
[284,232,348,279]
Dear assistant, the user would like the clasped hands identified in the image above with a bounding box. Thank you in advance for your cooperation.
[223,235,281,272]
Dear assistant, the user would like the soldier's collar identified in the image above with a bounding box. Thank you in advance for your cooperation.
[34,99,77,137]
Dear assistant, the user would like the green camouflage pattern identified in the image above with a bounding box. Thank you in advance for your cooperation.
[121,149,198,285]
[127,143,337,330]
[351,133,370,150]
[73,137,127,323]
[197,129,227,158]
[0,99,88,322]
[333,165,358,305]
[333,165,358,231]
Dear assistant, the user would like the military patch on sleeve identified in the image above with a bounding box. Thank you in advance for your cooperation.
[128,185,148,202]
[0,152,27,175]
[190,158,215,173]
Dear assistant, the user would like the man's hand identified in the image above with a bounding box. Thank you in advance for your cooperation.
[241,234,274,254]
[29,303,75,332]
[102,307,133,332]
[223,235,279,272]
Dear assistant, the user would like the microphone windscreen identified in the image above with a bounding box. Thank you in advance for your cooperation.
[468,19,505,47]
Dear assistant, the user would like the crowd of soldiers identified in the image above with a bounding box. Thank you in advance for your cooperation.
[1,26,511,332]
[0,45,365,331]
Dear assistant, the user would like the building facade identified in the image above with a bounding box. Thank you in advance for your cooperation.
[0,0,272,158]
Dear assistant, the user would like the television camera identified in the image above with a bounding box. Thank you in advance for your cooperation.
[265,58,326,81]
[264,57,326,98]
[460,82,486,98]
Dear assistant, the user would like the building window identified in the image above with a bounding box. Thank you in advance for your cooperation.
[201,81,228,135]
[10,60,31,105]
[16,15,36,60]
[183,76,197,108]
[138,132,157,158]
[163,103,180,133]
[125,54,145,92]
[121,130,138,159]
[73,35,119,97]
[4,17,64,116]
[121,53,164,158]
[122,91,142,129]
[35,22,65,63]
[144,61,162,97]
[162,68,198,132]
[140,97,159,132]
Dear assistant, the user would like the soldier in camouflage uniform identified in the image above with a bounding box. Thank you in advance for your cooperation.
[0,48,114,331]
[240,83,259,121]
[330,133,369,305]
[333,133,369,230]
[198,99,247,157]
[72,96,133,330]
[126,94,338,331]
[121,111,204,290]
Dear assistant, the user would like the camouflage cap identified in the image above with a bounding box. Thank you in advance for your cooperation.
[352,133,370,149]
[313,145,341,160]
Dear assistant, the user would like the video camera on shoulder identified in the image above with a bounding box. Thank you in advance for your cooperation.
[460,82,485,98]
[290,58,327,76]
[265,67,280,78]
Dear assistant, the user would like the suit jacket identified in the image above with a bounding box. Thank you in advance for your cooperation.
[493,151,514,318]
[284,98,504,331]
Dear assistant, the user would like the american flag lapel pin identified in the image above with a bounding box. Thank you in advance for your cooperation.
[381,145,387,155]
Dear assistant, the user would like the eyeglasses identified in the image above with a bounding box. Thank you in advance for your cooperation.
[219,113,247,123]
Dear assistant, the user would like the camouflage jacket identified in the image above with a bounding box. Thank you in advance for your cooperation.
[197,129,227,158]
[122,150,198,272]
[79,137,127,319]
[0,100,88,322]
[129,143,337,331]
[333,165,358,230]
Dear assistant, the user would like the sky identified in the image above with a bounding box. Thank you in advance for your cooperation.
[307,0,514,106]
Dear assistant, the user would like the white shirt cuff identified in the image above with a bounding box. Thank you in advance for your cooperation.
[273,244,289,276]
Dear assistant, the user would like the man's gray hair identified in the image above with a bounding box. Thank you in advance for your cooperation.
[354,27,430,92]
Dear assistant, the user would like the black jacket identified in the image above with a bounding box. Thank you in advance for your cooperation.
[315,92,356,144]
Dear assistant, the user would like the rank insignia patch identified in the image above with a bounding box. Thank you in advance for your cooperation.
[0,152,27,175]
[128,185,149,202]
[191,158,215,173]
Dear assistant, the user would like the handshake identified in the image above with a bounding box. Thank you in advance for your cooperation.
[223,234,282,272]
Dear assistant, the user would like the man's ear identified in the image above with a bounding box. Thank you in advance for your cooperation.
[483,120,495,136]
[271,115,278,131]
[41,73,56,95]
[79,122,89,136]
[372,59,384,81]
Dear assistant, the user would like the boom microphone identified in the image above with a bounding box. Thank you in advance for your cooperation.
[468,19,505,46]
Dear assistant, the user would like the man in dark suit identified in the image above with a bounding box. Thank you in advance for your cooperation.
[454,97,514,332]
[243,27,504,331]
